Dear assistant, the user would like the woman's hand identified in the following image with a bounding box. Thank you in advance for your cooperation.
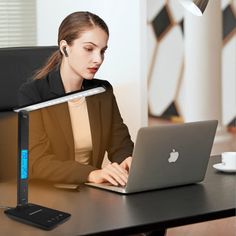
[120,156,132,172]
[88,159,132,186]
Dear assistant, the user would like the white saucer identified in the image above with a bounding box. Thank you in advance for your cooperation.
[213,163,236,173]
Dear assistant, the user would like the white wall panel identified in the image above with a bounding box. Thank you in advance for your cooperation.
[221,0,232,9]
[169,0,184,23]
[147,0,165,22]
[222,36,236,125]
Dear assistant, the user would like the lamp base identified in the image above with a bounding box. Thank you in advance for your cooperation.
[4,203,71,230]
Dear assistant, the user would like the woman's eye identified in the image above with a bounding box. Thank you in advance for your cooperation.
[84,47,93,52]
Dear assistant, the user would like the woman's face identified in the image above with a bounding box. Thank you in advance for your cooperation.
[65,27,108,80]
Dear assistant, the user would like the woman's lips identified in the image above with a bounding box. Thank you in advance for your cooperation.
[88,68,98,73]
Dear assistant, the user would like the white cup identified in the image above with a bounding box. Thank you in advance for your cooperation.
[221,152,236,169]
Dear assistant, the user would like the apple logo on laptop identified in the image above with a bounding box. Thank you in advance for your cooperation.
[168,149,179,163]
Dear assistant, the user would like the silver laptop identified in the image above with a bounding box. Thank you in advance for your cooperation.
[85,120,218,194]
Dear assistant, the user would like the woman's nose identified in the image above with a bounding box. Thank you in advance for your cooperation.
[93,52,103,64]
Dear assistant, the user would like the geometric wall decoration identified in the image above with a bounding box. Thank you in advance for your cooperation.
[168,0,185,23]
[151,5,173,41]
[229,117,236,126]
[223,4,236,43]
[147,0,184,118]
[161,101,179,118]
[147,24,157,79]
[147,0,166,22]
[148,25,184,116]
[222,34,236,126]
[222,1,236,129]
[147,0,236,129]
[228,117,236,133]
[179,19,185,35]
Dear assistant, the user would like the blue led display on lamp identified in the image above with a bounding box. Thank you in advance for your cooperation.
[21,150,28,179]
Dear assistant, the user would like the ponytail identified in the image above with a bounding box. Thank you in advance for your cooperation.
[34,50,62,80]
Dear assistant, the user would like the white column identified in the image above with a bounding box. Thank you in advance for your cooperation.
[181,0,222,123]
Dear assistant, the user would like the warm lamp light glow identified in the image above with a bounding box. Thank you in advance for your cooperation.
[4,85,106,230]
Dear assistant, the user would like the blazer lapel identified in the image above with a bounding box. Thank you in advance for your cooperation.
[47,70,102,163]
[86,96,101,166]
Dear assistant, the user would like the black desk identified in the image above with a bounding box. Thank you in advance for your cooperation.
[0,156,235,235]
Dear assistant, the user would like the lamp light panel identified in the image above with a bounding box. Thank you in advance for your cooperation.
[14,86,106,112]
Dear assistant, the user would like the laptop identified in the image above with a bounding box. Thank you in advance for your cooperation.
[85,120,218,194]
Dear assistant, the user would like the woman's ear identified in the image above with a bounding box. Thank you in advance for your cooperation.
[63,47,68,57]
[59,40,69,57]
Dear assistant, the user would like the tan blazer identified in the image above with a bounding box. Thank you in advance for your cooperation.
[18,69,134,184]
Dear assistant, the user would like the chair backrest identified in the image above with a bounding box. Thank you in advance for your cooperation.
[0,46,57,181]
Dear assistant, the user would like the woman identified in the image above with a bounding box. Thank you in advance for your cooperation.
[18,11,134,186]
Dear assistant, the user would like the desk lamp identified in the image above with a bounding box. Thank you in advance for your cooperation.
[178,0,209,16]
[4,86,106,230]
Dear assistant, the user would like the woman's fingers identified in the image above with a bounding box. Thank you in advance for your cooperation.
[87,169,117,185]
[120,156,132,171]
[102,163,128,186]
[88,162,129,186]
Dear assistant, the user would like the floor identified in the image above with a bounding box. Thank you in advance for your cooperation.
[167,217,236,236]
[148,117,236,236]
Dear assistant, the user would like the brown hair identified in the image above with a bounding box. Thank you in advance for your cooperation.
[34,11,109,80]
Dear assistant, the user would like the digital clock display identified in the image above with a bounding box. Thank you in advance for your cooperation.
[21,149,28,179]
